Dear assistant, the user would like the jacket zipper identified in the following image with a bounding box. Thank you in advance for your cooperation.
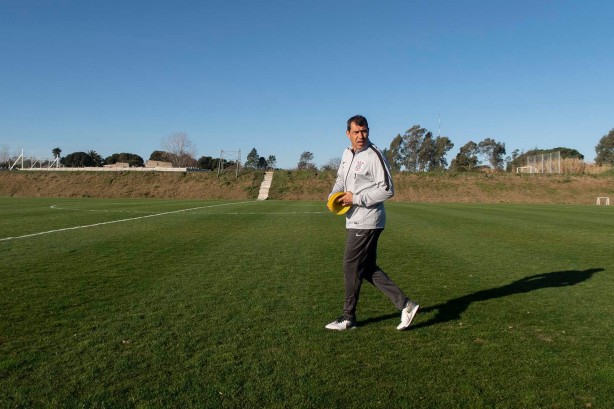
[344,150,356,188]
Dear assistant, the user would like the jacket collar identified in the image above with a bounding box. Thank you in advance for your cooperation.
[348,141,373,154]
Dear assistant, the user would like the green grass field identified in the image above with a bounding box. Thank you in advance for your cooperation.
[1,197,613,408]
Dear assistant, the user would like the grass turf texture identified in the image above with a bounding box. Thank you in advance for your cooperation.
[1,197,613,408]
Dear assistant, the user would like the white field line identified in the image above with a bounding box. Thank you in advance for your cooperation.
[0,201,254,242]
[48,204,326,216]
[48,204,327,215]
[49,205,159,214]
[217,211,326,214]
[196,211,327,215]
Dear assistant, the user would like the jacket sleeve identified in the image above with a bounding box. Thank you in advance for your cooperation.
[353,151,394,206]
[328,153,346,199]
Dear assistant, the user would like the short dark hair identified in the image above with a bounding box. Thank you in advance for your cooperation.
[347,115,369,131]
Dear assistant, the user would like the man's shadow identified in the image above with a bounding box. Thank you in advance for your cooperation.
[414,268,603,329]
[361,268,603,328]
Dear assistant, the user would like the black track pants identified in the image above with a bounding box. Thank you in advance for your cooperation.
[343,228,408,320]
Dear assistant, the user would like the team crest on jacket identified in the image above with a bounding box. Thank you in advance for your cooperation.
[355,160,365,172]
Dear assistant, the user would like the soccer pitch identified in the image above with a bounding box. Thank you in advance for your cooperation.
[1,197,613,408]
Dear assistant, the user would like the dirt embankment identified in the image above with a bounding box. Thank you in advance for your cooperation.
[1,170,613,204]
[268,170,614,204]
[391,172,614,204]
[0,171,264,200]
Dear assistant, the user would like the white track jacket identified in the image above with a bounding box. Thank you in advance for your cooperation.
[330,142,394,229]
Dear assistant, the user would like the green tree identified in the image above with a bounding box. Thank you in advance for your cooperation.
[105,153,144,167]
[297,151,315,170]
[266,155,277,169]
[62,151,97,167]
[52,147,62,158]
[87,150,104,166]
[149,150,170,162]
[217,158,230,170]
[257,157,267,169]
[244,148,259,169]
[417,133,454,172]
[402,125,427,172]
[417,132,436,171]
[197,156,216,170]
[392,125,453,172]
[385,134,403,172]
[556,147,584,160]
[432,136,454,171]
[595,128,614,166]
[505,149,521,172]
[478,138,506,170]
[450,141,479,172]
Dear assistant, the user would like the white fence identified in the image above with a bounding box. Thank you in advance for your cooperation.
[17,166,206,172]
[523,151,561,174]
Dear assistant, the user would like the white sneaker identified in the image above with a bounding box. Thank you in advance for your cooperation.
[397,301,419,330]
[325,316,357,331]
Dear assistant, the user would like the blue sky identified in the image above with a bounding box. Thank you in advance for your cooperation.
[1,1,613,169]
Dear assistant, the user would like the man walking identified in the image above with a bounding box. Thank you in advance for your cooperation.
[325,115,419,331]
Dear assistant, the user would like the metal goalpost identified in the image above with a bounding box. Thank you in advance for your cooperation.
[596,197,610,205]
[217,150,241,178]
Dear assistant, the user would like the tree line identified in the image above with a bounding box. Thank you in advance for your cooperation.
[381,124,586,173]
[243,148,276,170]
[1,133,240,171]
[55,133,279,171]
[337,125,613,172]
[53,148,230,171]
[2,128,613,171]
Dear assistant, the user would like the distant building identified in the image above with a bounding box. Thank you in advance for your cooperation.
[145,160,173,168]
[104,162,130,168]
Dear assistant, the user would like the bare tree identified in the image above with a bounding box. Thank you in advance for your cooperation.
[0,144,9,167]
[266,155,277,170]
[321,157,341,171]
[162,132,197,167]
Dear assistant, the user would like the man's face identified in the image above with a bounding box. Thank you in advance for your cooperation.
[346,122,369,151]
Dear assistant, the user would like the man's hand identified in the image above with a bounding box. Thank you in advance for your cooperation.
[339,192,353,206]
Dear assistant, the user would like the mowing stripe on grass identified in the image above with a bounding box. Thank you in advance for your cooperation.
[0,201,254,242]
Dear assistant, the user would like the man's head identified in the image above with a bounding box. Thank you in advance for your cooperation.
[346,115,370,151]
[346,115,369,132]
